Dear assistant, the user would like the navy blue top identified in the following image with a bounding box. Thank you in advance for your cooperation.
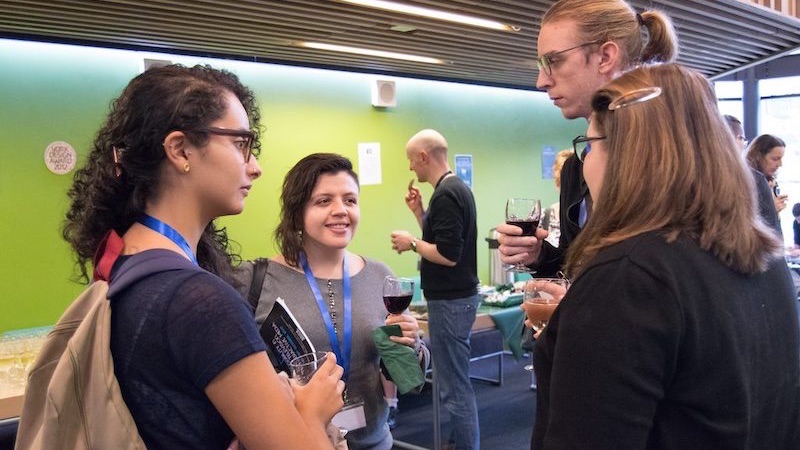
[109,250,266,449]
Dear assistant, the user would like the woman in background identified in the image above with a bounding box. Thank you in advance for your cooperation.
[533,63,800,449]
[235,153,428,450]
[746,133,788,213]
[541,149,574,247]
[62,64,344,449]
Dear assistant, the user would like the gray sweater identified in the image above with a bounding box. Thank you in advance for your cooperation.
[234,256,394,450]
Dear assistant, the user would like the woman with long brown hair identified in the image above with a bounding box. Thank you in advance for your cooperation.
[533,63,800,449]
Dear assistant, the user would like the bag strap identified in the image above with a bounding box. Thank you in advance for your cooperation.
[248,258,269,310]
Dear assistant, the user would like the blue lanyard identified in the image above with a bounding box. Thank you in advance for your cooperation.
[137,214,198,265]
[300,252,352,381]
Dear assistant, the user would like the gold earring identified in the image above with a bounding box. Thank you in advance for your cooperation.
[183,163,190,173]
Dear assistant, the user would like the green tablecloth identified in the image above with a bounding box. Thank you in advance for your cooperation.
[481,305,525,360]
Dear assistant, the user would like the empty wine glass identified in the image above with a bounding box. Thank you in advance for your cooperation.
[505,198,542,272]
[382,276,414,315]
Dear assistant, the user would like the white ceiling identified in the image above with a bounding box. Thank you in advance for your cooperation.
[2,0,799,90]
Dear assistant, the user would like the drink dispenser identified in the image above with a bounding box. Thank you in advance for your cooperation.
[486,228,514,286]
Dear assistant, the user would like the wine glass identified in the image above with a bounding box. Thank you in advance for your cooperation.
[523,277,570,334]
[521,277,570,371]
[289,351,328,385]
[290,351,350,438]
[382,276,414,314]
[505,198,542,272]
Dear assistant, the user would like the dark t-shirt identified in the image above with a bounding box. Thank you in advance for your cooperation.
[110,250,266,449]
[532,232,800,449]
[421,175,478,300]
[794,219,800,247]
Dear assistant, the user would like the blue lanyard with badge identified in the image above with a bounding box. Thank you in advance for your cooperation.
[138,214,198,265]
[299,252,366,431]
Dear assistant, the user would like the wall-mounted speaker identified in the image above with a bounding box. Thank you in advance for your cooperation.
[371,79,397,107]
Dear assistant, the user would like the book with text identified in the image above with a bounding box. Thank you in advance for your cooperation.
[259,297,315,374]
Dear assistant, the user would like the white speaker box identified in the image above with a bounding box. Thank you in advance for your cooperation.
[371,79,397,107]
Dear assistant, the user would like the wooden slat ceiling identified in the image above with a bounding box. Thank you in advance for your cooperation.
[1,0,799,90]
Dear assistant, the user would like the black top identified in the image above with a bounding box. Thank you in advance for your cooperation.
[794,219,800,247]
[532,232,800,450]
[536,154,586,276]
[751,168,782,238]
[421,175,478,300]
[110,250,266,449]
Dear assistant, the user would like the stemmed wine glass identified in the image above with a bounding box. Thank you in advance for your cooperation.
[382,276,414,314]
[505,198,542,272]
[521,277,570,371]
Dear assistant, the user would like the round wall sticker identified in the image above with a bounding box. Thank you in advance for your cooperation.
[44,141,77,175]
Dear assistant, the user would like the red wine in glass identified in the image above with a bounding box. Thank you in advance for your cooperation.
[383,276,414,314]
[383,294,413,314]
[505,220,539,236]
[505,198,542,272]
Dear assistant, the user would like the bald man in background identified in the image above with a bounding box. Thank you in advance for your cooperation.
[391,129,480,450]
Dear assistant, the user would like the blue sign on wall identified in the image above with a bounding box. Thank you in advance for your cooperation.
[541,146,556,179]
[454,154,473,189]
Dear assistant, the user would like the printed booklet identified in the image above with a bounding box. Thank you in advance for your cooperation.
[259,297,315,374]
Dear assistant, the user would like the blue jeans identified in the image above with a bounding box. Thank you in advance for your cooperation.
[427,294,481,450]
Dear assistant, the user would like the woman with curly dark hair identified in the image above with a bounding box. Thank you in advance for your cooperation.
[62,64,344,449]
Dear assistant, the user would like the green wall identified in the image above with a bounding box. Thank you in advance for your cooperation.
[0,39,584,332]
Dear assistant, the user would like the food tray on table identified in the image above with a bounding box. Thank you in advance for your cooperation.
[480,291,524,308]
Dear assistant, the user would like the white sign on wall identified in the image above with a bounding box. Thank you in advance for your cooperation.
[44,141,77,175]
[358,142,382,185]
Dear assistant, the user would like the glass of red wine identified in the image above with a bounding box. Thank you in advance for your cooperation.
[382,276,415,315]
[505,197,542,272]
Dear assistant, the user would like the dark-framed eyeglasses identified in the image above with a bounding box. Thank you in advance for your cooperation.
[536,41,601,76]
[573,135,606,162]
[735,134,749,146]
[195,127,257,162]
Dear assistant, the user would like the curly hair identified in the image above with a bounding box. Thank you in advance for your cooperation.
[275,153,359,268]
[62,64,262,283]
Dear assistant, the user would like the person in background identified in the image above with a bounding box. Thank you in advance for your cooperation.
[541,149,574,247]
[62,64,344,449]
[391,129,480,450]
[382,375,399,430]
[496,0,678,275]
[793,202,800,251]
[234,153,427,450]
[723,115,782,236]
[746,133,788,213]
[534,63,800,450]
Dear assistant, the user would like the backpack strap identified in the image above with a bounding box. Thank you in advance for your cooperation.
[248,258,269,310]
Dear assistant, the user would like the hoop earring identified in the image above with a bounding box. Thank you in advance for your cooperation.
[183,163,190,173]
[297,230,303,242]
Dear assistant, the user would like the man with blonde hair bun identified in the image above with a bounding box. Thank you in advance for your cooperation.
[497,0,678,275]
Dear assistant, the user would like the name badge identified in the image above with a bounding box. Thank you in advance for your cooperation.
[331,402,367,431]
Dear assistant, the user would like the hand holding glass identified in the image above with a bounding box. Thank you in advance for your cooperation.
[505,198,542,272]
[289,351,329,385]
[523,278,570,334]
[290,351,350,438]
[382,276,414,314]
